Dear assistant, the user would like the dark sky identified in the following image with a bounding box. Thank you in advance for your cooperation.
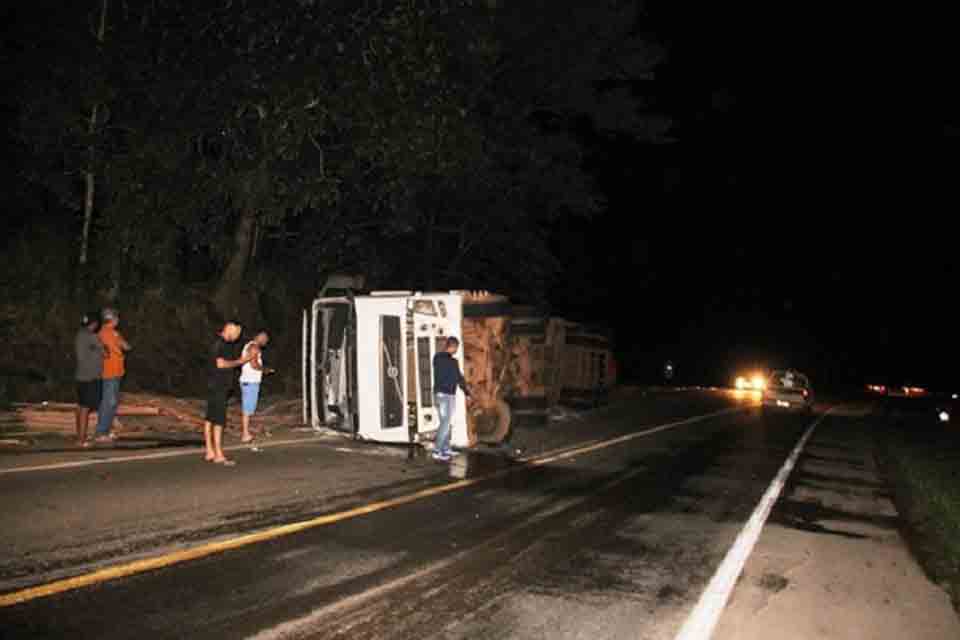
[550,2,957,389]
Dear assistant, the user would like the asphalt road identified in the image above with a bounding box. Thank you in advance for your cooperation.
[0,391,829,639]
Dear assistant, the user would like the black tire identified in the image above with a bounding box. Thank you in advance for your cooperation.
[480,399,512,443]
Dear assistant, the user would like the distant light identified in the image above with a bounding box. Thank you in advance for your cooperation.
[953,394,958,400]
[777,400,790,408]
[939,411,951,423]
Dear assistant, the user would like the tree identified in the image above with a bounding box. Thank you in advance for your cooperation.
[9,0,669,309]
[12,1,117,288]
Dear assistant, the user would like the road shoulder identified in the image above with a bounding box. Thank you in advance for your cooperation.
[714,411,960,640]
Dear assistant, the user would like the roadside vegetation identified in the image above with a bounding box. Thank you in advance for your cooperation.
[879,413,960,611]
[1,1,670,404]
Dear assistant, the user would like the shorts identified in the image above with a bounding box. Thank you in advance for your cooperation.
[76,380,102,410]
[241,382,261,416]
[205,387,228,427]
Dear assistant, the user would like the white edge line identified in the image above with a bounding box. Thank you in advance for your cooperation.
[0,436,330,475]
[673,408,835,640]
[0,406,743,476]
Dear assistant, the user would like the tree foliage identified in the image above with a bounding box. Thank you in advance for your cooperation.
[7,0,668,308]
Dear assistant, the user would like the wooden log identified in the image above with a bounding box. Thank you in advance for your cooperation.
[157,407,206,427]
[12,403,160,416]
[16,411,75,423]
[460,292,513,445]
[116,405,161,416]
[11,402,77,411]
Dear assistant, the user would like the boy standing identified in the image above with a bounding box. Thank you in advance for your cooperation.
[239,330,273,443]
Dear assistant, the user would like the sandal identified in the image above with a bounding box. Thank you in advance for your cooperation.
[214,459,237,467]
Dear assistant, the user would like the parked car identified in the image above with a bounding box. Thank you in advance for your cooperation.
[762,369,814,413]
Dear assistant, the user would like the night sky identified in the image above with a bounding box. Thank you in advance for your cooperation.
[549,2,955,389]
[1,1,954,392]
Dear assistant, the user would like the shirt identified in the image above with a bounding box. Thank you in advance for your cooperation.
[75,329,104,382]
[209,338,238,391]
[99,324,126,379]
[239,341,263,384]
[433,351,469,396]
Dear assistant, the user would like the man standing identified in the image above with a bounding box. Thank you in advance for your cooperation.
[95,307,131,444]
[239,329,274,444]
[75,311,103,448]
[431,336,470,462]
[204,321,252,465]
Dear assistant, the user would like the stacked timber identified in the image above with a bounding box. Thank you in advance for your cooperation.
[457,291,512,446]
[0,392,297,434]
[0,402,156,433]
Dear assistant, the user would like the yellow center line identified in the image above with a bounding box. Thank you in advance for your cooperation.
[0,406,741,608]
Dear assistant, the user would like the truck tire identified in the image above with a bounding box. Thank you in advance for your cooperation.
[479,399,512,444]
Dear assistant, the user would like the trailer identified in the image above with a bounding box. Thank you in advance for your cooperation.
[560,322,616,406]
[302,290,513,449]
[507,308,566,424]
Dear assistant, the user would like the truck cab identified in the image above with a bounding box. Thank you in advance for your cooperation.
[304,288,476,449]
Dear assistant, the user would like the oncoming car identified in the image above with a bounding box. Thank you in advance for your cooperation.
[762,370,814,413]
[735,373,767,391]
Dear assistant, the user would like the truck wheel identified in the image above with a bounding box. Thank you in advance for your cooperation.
[482,399,512,444]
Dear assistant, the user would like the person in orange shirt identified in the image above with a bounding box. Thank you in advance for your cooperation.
[95,307,132,443]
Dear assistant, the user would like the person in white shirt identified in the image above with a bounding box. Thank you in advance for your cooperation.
[239,330,273,443]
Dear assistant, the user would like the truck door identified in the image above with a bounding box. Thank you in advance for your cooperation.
[380,314,405,431]
[410,297,453,436]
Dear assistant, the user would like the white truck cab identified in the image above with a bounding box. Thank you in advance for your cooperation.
[303,289,471,448]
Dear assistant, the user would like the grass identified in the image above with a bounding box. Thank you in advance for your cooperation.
[879,413,960,611]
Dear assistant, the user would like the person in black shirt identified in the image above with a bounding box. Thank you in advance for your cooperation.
[431,336,471,462]
[204,321,252,465]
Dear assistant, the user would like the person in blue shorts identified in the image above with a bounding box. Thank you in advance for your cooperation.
[238,330,273,444]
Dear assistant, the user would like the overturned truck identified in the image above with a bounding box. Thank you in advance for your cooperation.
[302,290,513,448]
